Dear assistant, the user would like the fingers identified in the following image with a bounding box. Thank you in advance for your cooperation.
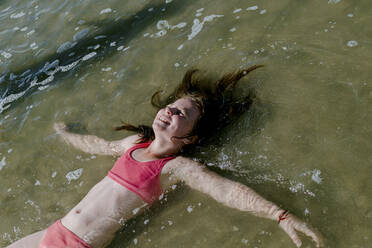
[53,122,66,133]
[279,213,323,248]
[283,226,302,247]
[295,223,323,247]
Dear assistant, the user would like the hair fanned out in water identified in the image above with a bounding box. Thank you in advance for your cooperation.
[115,65,264,145]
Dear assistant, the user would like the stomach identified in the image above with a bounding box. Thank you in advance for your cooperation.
[61,176,148,248]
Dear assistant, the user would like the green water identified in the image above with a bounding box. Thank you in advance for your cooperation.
[1,0,372,247]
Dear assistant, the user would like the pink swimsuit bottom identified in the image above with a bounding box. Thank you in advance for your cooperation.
[39,220,90,248]
[108,142,175,204]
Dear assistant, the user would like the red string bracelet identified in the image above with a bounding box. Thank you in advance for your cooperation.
[278,210,289,224]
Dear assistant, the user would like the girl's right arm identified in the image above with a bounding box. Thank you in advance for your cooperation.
[53,123,139,156]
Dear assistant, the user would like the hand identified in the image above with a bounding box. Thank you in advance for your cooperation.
[53,122,67,134]
[279,213,323,247]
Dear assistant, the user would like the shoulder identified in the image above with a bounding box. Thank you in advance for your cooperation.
[162,156,205,176]
[121,134,143,149]
[109,134,142,156]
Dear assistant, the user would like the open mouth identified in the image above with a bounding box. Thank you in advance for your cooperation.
[159,116,170,125]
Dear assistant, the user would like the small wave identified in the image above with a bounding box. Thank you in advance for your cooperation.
[0,50,96,114]
[0,91,27,113]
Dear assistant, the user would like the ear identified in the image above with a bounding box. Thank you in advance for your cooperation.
[183,135,198,145]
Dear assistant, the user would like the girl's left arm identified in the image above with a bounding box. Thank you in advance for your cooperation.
[166,157,322,248]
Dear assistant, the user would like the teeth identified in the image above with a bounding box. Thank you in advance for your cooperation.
[159,117,169,123]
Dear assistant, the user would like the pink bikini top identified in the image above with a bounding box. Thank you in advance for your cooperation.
[108,142,175,204]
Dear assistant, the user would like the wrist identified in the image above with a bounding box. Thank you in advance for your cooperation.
[277,210,289,224]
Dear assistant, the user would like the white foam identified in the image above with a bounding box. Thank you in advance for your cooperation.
[10,12,25,19]
[289,182,304,193]
[260,9,267,15]
[233,8,242,14]
[171,22,187,30]
[203,14,224,22]
[30,42,38,50]
[66,168,83,184]
[94,35,106,40]
[60,60,79,72]
[0,157,6,170]
[27,30,35,36]
[57,41,76,53]
[187,205,193,213]
[100,8,112,15]
[328,0,341,3]
[73,28,90,41]
[311,170,322,184]
[25,200,41,214]
[0,90,27,113]
[187,14,223,40]
[82,52,97,61]
[157,20,170,30]
[347,40,358,47]
[246,6,258,11]
[132,207,140,214]
[2,6,11,12]
[155,30,167,37]
[177,44,184,50]
[1,51,12,59]
[304,208,310,216]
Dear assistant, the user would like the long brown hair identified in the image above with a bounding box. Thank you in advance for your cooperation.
[115,65,264,145]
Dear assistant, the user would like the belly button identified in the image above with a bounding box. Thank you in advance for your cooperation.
[75,209,81,214]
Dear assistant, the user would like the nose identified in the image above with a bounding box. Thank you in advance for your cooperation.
[165,106,172,116]
[165,106,175,116]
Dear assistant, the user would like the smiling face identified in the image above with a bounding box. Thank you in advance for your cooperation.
[152,97,201,144]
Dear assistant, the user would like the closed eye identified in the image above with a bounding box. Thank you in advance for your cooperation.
[167,105,186,117]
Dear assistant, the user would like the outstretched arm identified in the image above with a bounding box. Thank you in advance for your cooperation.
[165,157,322,247]
[53,123,139,156]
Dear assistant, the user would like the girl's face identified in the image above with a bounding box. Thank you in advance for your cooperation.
[152,97,201,143]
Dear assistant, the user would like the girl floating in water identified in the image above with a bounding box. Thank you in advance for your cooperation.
[7,65,322,248]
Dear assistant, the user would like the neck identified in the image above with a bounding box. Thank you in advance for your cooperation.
[144,137,182,159]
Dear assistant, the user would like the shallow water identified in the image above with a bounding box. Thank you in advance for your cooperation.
[1,0,372,247]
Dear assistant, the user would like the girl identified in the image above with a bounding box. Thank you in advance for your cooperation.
[7,66,322,248]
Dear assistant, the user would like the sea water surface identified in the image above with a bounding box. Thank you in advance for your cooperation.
[1,0,372,247]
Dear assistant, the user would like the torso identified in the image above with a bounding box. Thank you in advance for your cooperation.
[61,143,179,248]
[61,176,147,248]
